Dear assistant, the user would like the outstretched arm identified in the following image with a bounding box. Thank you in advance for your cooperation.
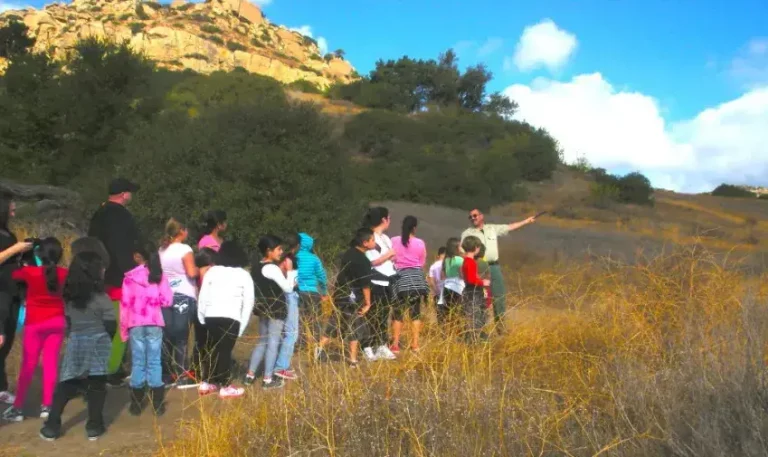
[507,216,537,231]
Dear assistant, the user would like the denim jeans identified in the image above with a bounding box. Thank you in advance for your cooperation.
[129,326,163,388]
[162,293,197,379]
[275,292,299,371]
[248,317,285,379]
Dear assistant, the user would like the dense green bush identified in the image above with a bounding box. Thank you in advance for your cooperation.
[589,168,654,206]
[226,40,247,52]
[200,24,222,34]
[286,79,321,94]
[711,184,755,198]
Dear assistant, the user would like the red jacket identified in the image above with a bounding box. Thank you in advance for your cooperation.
[12,266,68,325]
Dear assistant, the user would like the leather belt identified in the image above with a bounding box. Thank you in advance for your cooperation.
[487,261,499,266]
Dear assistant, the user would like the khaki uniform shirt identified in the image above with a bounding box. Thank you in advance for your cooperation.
[460,224,511,263]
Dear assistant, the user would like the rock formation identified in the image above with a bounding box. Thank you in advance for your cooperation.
[0,0,357,89]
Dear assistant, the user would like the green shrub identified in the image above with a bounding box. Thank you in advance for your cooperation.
[299,64,321,75]
[172,22,185,29]
[758,194,768,201]
[200,24,222,34]
[260,30,271,42]
[206,35,224,45]
[286,79,321,94]
[129,22,145,34]
[135,5,150,20]
[144,1,162,10]
[183,52,208,61]
[89,5,102,12]
[190,13,212,23]
[616,172,654,205]
[301,35,318,47]
[226,40,247,52]
[589,182,621,208]
[250,37,263,47]
[711,184,755,198]
[309,54,322,61]
[118,13,131,20]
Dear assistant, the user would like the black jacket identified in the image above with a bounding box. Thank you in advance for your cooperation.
[0,228,20,326]
[251,261,288,320]
[87,202,140,288]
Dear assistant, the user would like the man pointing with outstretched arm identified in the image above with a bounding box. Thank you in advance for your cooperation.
[461,208,536,331]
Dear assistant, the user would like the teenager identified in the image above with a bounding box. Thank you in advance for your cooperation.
[158,218,199,388]
[0,196,33,405]
[361,207,397,361]
[121,241,173,417]
[39,252,116,441]
[196,241,254,398]
[295,232,328,347]
[441,237,464,321]
[315,228,376,367]
[427,247,446,321]
[246,235,296,390]
[460,237,490,343]
[198,210,227,252]
[2,238,67,422]
[390,216,428,353]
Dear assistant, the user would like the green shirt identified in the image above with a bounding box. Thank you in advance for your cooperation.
[460,224,511,263]
[443,256,464,278]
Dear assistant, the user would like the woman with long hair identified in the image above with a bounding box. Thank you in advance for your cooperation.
[198,210,227,252]
[389,216,429,353]
[2,238,67,422]
[40,252,116,441]
[360,207,397,361]
[158,218,199,388]
[0,196,33,405]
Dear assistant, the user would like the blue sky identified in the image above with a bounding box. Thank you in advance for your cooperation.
[2,0,767,192]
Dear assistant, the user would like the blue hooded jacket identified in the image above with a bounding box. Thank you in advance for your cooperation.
[296,233,328,295]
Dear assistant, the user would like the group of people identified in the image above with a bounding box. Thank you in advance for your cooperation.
[0,178,536,442]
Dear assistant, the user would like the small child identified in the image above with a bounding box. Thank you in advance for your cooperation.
[40,251,116,441]
[273,245,300,381]
[460,236,490,343]
[427,247,446,319]
[121,241,173,417]
[441,237,465,321]
[476,244,492,310]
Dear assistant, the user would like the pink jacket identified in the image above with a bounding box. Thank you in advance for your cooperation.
[391,235,427,270]
[120,265,173,342]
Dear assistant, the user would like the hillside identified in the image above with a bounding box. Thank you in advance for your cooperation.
[0,0,356,88]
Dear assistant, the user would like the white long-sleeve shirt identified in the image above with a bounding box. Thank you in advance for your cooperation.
[197,266,255,337]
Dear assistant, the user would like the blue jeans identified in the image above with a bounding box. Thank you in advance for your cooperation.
[129,326,163,388]
[162,293,197,379]
[275,292,299,371]
[248,317,285,379]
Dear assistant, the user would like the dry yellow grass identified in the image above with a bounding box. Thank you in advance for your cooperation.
[155,246,768,457]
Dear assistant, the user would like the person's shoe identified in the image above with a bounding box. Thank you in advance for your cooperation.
[106,373,126,388]
[86,425,106,441]
[389,344,401,356]
[314,347,329,363]
[375,345,397,360]
[244,374,256,386]
[39,424,61,441]
[0,391,16,404]
[218,385,245,398]
[128,388,145,416]
[39,405,51,419]
[175,374,200,390]
[363,347,378,361]
[348,359,359,369]
[150,386,166,416]
[198,382,218,396]
[1,406,23,422]
[274,369,298,381]
[262,377,285,390]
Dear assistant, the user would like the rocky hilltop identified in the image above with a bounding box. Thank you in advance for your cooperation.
[0,0,357,88]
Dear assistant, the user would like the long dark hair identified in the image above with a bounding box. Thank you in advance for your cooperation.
[134,240,162,284]
[258,235,283,259]
[0,195,12,232]
[64,252,105,310]
[443,237,461,275]
[362,207,389,230]
[400,215,417,247]
[200,210,227,237]
[218,240,249,268]
[37,237,63,294]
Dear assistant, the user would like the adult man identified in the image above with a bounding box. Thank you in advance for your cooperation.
[461,208,536,330]
[87,178,141,386]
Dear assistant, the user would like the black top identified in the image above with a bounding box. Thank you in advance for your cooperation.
[87,202,140,288]
[333,247,372,310]
[0,228,20,324]
[251,261,288,320]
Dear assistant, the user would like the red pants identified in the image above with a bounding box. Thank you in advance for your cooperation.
[14,315,66,408]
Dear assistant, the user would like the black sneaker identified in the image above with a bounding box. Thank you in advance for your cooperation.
[314,347,329,363]
[39,425,61,442]
[348,360,359,369]
[106,374,126,388]
[262,378,285,390]
[243,374,256,386]
[1,406,23,422]
[86,425,106,441]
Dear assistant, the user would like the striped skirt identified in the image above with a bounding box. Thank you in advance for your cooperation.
[392,267,429,300]
[59,332,113,382]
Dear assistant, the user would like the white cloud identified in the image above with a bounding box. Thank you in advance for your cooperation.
[506,19,577,72]
[452,37,503,59]
[0,1,26,12]
[252,0,272,6]
[477,37,503,57]
[729,37,768,88]
[289,25,328,54]
[504,74,768,193]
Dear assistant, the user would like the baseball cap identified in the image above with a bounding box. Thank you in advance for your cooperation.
[108,178,140,195]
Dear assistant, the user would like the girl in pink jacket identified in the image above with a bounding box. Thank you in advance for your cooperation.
[120,241,172,417]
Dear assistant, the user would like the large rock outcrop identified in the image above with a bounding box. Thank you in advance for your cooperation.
[0,0,357,89]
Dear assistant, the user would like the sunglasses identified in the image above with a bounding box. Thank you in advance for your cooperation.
[468,214,480,220]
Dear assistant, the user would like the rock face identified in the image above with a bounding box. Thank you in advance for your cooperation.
[0,179,86,234]
[0,0,357,89]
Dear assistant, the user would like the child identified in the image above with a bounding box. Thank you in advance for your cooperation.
[427,247,446,321]
[295,232,328,347]
[273,245,300,381]
[460,236,490,343]
[121,241,173,417]
[476,244,492,311]
[192,247,217,380]
[2,238,67,422]
[246,235,296,389]
[196,241,254,398]
[441,238,464,321]
[40,251,116,441]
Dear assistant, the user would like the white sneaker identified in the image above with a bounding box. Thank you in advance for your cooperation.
[219,385,245,398]
[0,391,16,404]
[375,345,396,360]
[363,347,378,361]
[198,382,219,396]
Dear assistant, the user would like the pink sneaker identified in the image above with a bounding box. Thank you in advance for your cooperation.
[198,382,219,396]
[218,385,245,398]
[274,369,298,380]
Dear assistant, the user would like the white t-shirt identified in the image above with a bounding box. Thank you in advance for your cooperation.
[428,260,445,305]
[365,232,397,287]
[159,243,196,298]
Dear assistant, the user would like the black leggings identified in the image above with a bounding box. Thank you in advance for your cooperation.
[299,292,323,346]
[392,292,423,321]
[0,292,18,393]
[45,375,108,432]
[202,317,239,386]
[364,285,391,348]
[438,289,463,322]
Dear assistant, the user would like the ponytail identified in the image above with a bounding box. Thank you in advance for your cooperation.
[362,206,389,230]
[401,215,417,247]
[37,237,63,294]
[198,210,227,242]
[161,218,186,249]
[135,240,163,284]
[442,237,460,276]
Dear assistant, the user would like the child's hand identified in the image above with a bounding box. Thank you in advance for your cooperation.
[482,279,491,287]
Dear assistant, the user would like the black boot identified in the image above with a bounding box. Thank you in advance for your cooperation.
[128,387,145,416]
[85,379,107,441]
[40,380,79,441]
[150,386,166,416]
